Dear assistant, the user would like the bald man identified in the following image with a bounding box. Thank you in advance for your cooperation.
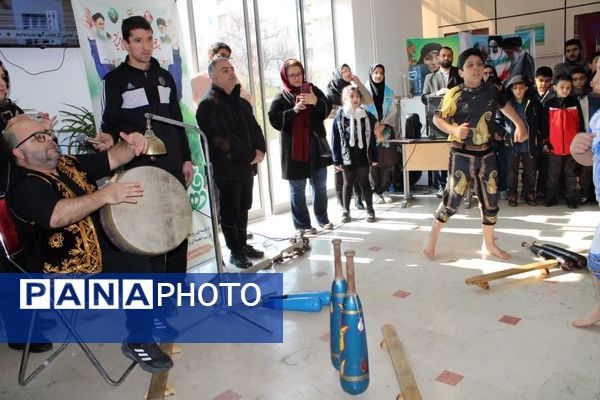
[3,117,173,373]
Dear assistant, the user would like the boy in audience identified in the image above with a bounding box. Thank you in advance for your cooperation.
[543,75,585,208]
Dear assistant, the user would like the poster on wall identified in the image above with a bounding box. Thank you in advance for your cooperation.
[462,31,536,85]
[406,36,460,96]
[70,0,216,271]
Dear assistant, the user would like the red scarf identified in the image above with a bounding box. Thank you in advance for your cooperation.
[280,60,310,162]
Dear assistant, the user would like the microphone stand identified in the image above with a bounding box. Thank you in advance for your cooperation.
[144,113,224,273]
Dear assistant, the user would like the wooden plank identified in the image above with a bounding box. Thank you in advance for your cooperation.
[381,324,422,400]
[465,260,559,289]
[146,343,175,400]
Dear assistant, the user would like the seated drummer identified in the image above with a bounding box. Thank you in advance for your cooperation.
[2,116,173,373]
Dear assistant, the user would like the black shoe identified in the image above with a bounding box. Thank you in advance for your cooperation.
[366,210,376,223]
[567,201,579,209]
[121,342,173,373]
[243,245,265,259]
[354,196,365,210]
[544,198,557,207]
[341,212,351,223]
[229,252,252,269]
[247,233,254,240]
[152,316,178,341]
[8,342,53,353]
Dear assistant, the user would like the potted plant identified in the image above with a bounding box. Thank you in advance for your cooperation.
[58,104,97,154]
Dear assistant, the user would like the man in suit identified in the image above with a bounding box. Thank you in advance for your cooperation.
[421,46,463,197]
[421,46,463,104]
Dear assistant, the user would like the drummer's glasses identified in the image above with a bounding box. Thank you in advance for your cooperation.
[15,129,56,149]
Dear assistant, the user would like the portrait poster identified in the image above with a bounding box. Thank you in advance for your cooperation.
[464,31,536,84]
[70,0,216,271]
[406,36,460,96]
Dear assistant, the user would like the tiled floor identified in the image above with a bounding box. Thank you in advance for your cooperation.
[1,191,599,399]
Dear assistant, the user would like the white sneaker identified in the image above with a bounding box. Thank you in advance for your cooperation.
[373,193,384,204]
[297,227,317,236]
[382,191,393,203]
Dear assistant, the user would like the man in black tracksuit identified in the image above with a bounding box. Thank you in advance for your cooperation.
[100,16,192,274]
[196,58,266,269]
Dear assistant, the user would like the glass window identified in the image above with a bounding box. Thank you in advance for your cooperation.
[303,0,336,193]
[191,0,336,217]
[191,0,251,96]
[256,0,301,211]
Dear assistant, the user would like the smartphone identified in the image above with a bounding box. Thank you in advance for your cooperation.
[301,82,311,94]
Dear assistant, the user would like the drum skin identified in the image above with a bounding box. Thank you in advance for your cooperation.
[100,166,192,256]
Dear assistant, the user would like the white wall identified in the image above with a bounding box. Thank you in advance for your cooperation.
[0,47,92,125]
[334,0,423,96]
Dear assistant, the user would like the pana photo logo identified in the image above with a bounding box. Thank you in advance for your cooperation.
[20,278,261,310]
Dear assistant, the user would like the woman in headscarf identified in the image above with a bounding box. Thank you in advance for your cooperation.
[325,64,373,107]
[268,58,334,234]
[365,63,398,204]
[326,64,373,210]
[417,42,443,73]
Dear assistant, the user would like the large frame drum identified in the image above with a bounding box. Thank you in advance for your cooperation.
[100,166,192,255]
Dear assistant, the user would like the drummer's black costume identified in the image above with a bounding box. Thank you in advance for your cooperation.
[101,56,191,273]
[7,152,173,372]
[8,153,152,274]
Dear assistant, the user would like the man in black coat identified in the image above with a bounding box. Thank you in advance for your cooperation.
[196,58,267,269]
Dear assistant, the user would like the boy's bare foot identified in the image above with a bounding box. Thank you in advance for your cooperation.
[422,220,443,260]
[481,243,511,260]
[572,307,600,328]
[481,225,510,260]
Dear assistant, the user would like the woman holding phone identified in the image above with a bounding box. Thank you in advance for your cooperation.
[269,58,334,234]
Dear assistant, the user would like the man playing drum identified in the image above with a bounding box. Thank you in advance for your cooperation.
[3,116,173,373]
[99,16,192,274]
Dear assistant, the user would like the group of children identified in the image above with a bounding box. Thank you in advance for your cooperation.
[495,62,598,209]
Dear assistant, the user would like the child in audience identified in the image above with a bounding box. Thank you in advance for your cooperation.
[543,74,585,208]
[365,63,397,204]
[497,75,546,206]
[332,86,378,223]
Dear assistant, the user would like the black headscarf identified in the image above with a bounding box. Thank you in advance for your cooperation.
[369,63,385,120]
[416,42,442,64]
[326,64,351,106]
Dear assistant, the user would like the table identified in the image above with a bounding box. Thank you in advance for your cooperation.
[389,138,450,207]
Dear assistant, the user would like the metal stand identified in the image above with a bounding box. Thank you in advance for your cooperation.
[144,113,224,272]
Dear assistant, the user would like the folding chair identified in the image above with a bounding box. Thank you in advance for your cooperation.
[0,162,137,386]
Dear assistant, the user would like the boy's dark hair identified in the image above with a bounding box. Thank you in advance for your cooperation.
[553,74,572,85]
[570,67,587,77]
[92,13,104,22]
[535,66,553,78]
[156,18,166,27]
[565,38,582,49]
[122,16,152,42]
[208,42,231,58]
[458,48,484,70]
